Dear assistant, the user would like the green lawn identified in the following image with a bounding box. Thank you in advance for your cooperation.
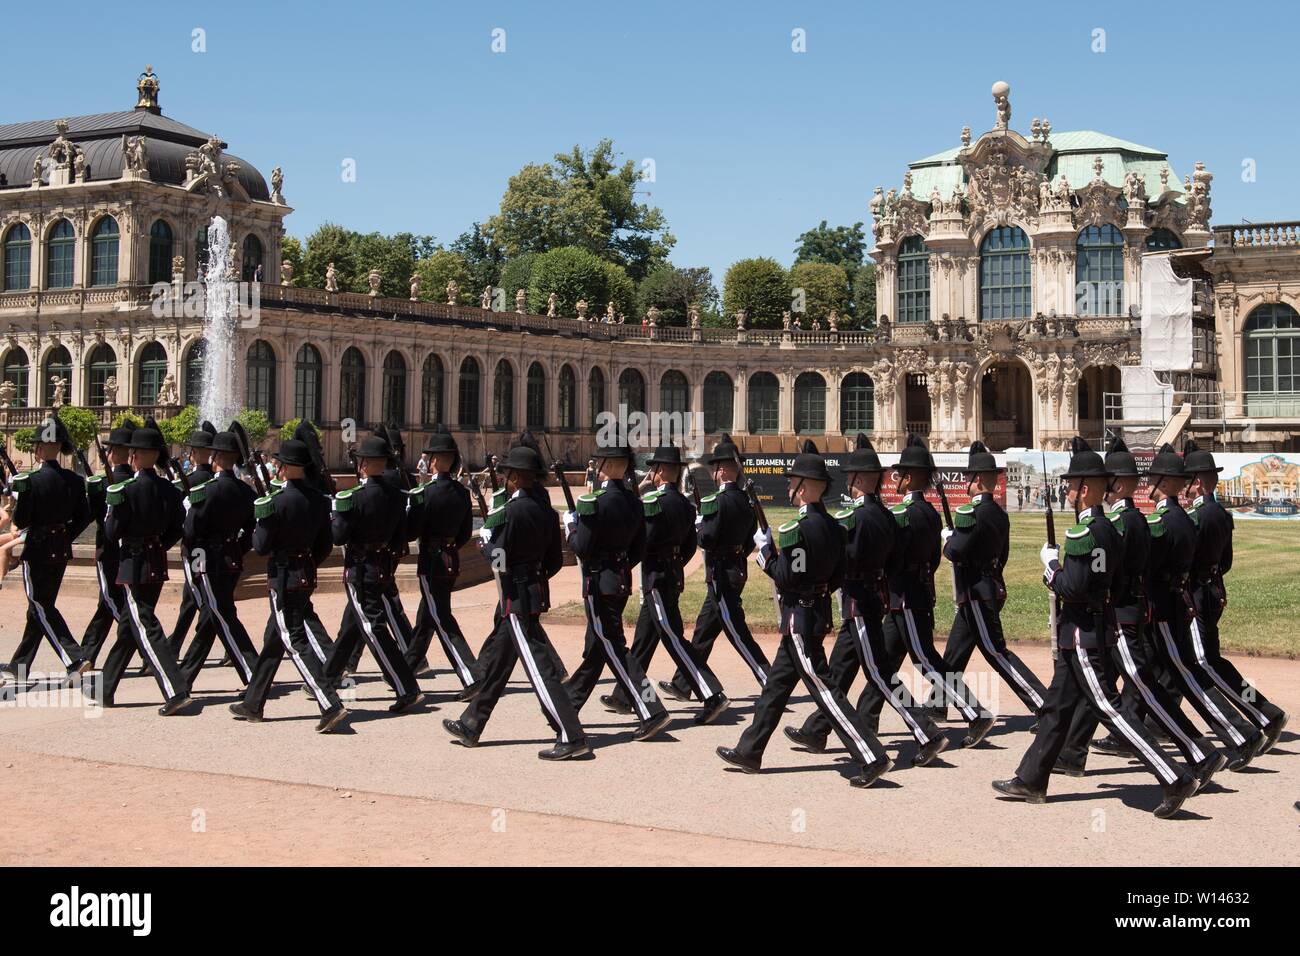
[554,509,1300,659]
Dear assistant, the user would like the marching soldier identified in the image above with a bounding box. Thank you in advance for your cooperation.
[1057,437,1225,787]
[97,420,193,713]
[442,441,588,758]
[164,421,217,661]
[401,425,479,691]
[562,439,672,741]
[230,439,347,732]
[604,444,730,725]
[378,423,418,657]
[784,434,951,765]
[323,433,424,712]
[79,424,136,665]
[717,441,893,787]
[993,438,1197,818]
[178,431,258,691]
[1145,443,1263,768]
[941,441,1048,717]
[288,419,337,666]
[3,415,91,682]
[858,435,996,749]
[661,433,770,701]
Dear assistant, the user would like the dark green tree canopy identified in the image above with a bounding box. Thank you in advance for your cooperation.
[722,258,791,329]
[793,220,867,273]
[298,224,437,299]
[525,246,635,319]
[637,264,719,326]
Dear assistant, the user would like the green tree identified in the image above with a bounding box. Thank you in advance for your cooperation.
[280,418,321,440]
[853,263,877,328]
[10,406,97,456]
[793,220,867,272]
[450,223,505,294]
[415,250,475,304]
[722,258,790,328]
[789,262,849,323]
[525,246,634,318]
[486,139,674,282]
[600,260,636,320]
[110,410,146,431]
[300,225,435,298]
[280,236,304,285]
[498,254,538,310]
[158,405,199,447]
[637,264,719,326]
[235,409,271,445]
[300,223,359,292]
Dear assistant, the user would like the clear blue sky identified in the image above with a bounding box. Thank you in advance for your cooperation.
[10,0,1298,283]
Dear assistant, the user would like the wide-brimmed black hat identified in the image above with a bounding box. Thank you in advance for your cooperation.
[274,439,312,467]
[126,417,167,453]
[646,444,684,466]
[210,431,245,463]
[106,423,136,447]
[787,439,830,483]
[186,420,217,449]
[897,433,934,471]
[1061,436,1111,478]
[959,440,1003,473]
[1146,442,1185,478]
[498,444,547,475]
[1182,439,1223,474]
[704,433,741,465]
[841,433,884,474]
[593,435,632,460]
[423,424,458,455]
[382,423,405,454]
[1104,435,1140,477]
[33,415,75,454]
[355,435,392,460]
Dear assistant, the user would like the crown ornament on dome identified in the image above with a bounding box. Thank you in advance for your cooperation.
[136,65,160,112]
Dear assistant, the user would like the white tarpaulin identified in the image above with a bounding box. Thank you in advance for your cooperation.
[1120,365,1174,422]
[1140,253,1193,370]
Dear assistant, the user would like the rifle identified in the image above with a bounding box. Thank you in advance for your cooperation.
[229,421,267,497]
[542,436,576,513]
[0,443,22,481]
[685,465,702,509]
[1042,450,1058,652]
[94,436,111,476]
[74,445,94,479]
[934,465,959,602]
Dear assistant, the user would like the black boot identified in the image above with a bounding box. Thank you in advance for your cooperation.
[992,777,1046,804]
[715,746,761,773]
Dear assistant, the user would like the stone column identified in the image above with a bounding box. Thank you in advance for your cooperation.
[825,370,841,436]
[734,371,748,436]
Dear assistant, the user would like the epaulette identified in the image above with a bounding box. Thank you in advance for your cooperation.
[332,488,356,513]
[1188,506,1201,526]
[1146,513,1166,538]
[483,504,506,530]
[10,471,32,494]
[1108,511,1125,535]
[641,489,664,518]
[1079,513,1095,526]
[490,488,507,510]
[404,481,429,499]
[890,503,909,528]
[776,518,802,549]
[270,478,287,491]
[254,489,283,521]
[833,506,856,531]
[105,476,137,506]
[954,503,976,530]
[171,477,185,492]
[576,488,605,516]
[188,478,213,506]
[1063,522,1095,556]
[699,491,720,516]
[86,474,105,496]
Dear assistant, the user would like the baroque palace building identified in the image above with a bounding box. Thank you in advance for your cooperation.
[2,72,1298,467]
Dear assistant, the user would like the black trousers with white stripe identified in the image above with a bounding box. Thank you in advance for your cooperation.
[326,576,420,700]
[859,607,988,726]
[80,557,125,666]
[943,598,1047,715]
[670,577,769,698]
[1060,621,1213,768]
[164,557,203,659]
[734,624,884,769]
[1151,612,1258,750]
[244,588,341,715]
[1190,587,1282,730]
[460,608,584,744]
[179,569,257,690]
[566,589,667,723]
[99,582,188,705]
[611,587,724,707]
[9,560,83,673]
[403,575,479,687]
[1016,621,1191,793]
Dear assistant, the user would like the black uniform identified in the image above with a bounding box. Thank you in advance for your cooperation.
[732,503,887,770]
[1014,506,1191,792]
[99,469,189,704]
[458,488,585,745]
[942,492,1047,714]
[668,481,769,697]
[564,480,668,726]
[323,474,421,700]
[79,462,135,665]
[178,471,258,689]
[610,483,723,708]
[241,479,341,715]
[165,461,214,660]
[796,492,943,747]
[8,458,90,674]
[379,463,418,658]
[401,472,478,686]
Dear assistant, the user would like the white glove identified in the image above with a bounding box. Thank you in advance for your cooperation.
[1039,544,1058,570]
[563,510,577,538]
[940,527,954,545]
[694,513,704,530]
[478,525,494,547]
[753,527,773,551]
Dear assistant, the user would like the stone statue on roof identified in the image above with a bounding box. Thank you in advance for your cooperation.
[270,166,284,203]
[992,81,1011,129]
[136,65,160,111]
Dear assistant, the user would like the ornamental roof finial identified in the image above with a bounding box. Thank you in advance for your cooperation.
[136,65,160,113]
[991,81,1011,129]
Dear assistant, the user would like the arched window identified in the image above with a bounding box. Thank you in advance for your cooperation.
[1076,225,1124,316]
[458,357,480,427]
[588,367,606,429]
[339,347,366,425]
[195,225,209,273]
[1145,228,1182,251]
[86,344,117,407]
[1244,304,1300,407]
[558,364,576,430]
[1,348,29,407]
[421,354,444,425]
[184,340,207,406]
[148,220,173,284]
[3,224,31,291]
[241,235,264,283]
[896,235,930,324]
[136,342,167,406]
[46,220,75,289]
[382,351,407,426]
[794,372,826,434]
[493,359,515,429]
[245,340,276,419]
[747,371,779,434]
[979,225,1031,320]
[660,370,690,416]
[294,344,323,423]
[90,217,120,286]
[618,368,645,415]
[840,372,875,433]
[526,362,546,429]
[702,371,733,434]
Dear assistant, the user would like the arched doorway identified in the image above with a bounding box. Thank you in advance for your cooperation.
[904,372,930,437]
[1078,364,1120,445]
[979,361,1032,450]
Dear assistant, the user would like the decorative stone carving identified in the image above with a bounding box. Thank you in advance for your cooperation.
[136,65,160,110]
[270,166,285,203]
[50,375,68,407]
[446,279,459,305]
[367,268,381,297]
[103,375,118,406]
[689,306,700,330]
[992,81,1011,129]
[646,306,659,327]
[734,310,746,330]
[409,272,420,300]
[518,289,528,314]
[480,285,492,309]
[547,292,557,317]
[184,135,241,196]
[960,126,971,148]
[172,255,185,282]
[965,160,1042,231]
[122,134,149,177]
[1185,161,1213,229]
[1124,170,1147,203]
[576,298,589,320]
[156,372,179,406]
[828,310,838,333]
[325,263,338,292]
[0,381,15,407]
